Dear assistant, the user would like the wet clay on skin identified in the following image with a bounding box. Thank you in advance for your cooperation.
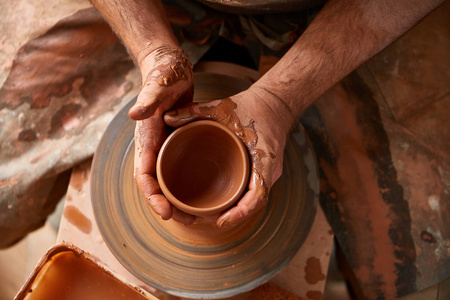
[149,45,190,87]
[135,116,166,159]
[169,98,271,222]
[201,98,268,190]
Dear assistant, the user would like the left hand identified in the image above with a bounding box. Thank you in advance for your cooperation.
[131,46,196,225]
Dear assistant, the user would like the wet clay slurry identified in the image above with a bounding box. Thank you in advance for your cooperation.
[63,205,92,234]
[149,46,190,87]
[199,98,269,224]
[135,115,166,159]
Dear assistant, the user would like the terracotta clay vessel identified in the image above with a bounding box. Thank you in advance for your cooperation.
[156,120,250,216]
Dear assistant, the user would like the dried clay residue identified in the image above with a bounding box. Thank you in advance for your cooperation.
[306,73,418,298]
[150,46,191,87]
[304,257,326,284]
[420,231,437,244]
[0,8,134,110]
[17,129,37,142]
[63,205,92,234]
[49,104,82,135]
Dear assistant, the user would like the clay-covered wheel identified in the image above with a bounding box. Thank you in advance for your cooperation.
[91,72,319,299]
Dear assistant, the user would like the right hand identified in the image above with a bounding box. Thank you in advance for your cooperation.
[163,87,295,227]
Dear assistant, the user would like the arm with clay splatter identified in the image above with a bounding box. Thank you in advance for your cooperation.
[164,0,445,227]
[90,0,195,224]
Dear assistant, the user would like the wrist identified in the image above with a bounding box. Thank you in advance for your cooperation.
[89,0,180,72]
[248,84,297,133]
[138,45,192,84]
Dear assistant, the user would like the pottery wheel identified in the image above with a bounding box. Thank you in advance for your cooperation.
[91,72,319,299]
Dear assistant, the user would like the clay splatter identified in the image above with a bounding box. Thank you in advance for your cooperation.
[304,257,326,284]
[420,231,437,244]
[18,129,37,142]
[70,167,89,192]
[149,46,191,87]
[198,98,268,185]
[63,205,92,234]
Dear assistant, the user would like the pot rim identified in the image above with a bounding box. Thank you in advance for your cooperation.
[156,120,250,216]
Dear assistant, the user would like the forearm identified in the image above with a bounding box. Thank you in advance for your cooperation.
[89,0,178,74]
[251,0,444,124]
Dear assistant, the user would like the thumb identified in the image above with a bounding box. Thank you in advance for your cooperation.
[164,102,215,127]
[128,84,165,120]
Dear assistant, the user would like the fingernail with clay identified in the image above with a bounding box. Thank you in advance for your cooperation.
[217,213,232,228]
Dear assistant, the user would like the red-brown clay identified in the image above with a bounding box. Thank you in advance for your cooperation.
[63,205,92,234]
[15,245,148,300]
[165,98,271,227]
[156,120,250,216]
[304,257,326,284]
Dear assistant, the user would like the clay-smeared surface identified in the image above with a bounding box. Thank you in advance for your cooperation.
[0,7,138,248]
[302,52,450,298]
[303,72,416,299]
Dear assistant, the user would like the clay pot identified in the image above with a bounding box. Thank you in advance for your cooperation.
[156,120,250,216]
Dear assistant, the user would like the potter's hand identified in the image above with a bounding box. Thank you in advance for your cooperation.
[131,46,195,225]
[164,88,295,227]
